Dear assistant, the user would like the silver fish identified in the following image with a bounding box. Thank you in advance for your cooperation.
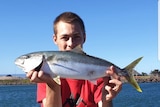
[15,47,143,92]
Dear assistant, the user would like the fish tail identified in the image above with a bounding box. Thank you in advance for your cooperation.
[123,57,143,92]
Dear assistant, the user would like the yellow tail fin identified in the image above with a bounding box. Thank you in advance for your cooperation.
[123,57,143,92]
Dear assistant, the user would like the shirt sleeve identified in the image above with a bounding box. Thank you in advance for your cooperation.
[94,78,104,103]
[37,83,46,103]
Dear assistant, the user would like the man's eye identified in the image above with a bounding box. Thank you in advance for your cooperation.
[74,36,81,40]
[61,37,69,41]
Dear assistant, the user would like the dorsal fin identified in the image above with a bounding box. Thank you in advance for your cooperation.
[71,45,86,54]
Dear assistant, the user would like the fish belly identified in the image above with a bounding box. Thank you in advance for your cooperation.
[48,61,108,80]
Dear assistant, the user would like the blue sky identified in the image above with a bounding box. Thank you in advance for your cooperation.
[0,0,159,75]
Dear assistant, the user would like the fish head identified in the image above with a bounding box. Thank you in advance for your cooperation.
[15,53,44,73]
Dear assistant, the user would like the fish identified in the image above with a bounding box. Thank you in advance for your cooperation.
[15,46,143,92]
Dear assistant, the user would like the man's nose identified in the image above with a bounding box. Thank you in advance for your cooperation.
[67,37,75,48]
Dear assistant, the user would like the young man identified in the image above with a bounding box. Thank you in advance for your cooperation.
[27,12,122,107]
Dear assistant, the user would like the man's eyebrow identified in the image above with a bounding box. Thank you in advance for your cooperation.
[60,34,69,37]
[60,32,80,37]
[72,32,80,35]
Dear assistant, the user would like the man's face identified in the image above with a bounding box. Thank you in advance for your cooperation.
[53,21,85,51]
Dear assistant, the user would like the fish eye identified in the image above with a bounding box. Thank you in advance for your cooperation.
[22,55,30,59]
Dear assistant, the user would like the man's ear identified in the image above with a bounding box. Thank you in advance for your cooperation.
[53,34,57,45]
[83,33,86,43]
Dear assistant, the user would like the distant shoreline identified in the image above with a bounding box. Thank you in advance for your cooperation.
[121,75,160,83]
[0,75,159,85]
[0,74,26,78]
[0,76,35,85]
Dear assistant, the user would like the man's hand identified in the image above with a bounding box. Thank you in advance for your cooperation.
[101,66,122,107]
[26,70,51,83]
[104,66,122,101]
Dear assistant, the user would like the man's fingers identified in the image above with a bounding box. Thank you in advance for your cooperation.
[38,70,45,78]
[26,70,34,78]
[105,85,116,101]
[106,66,120,80]
[109,79,122,92]
[26,70,43,82]
[38,71,52,83]
[30,71,41,82]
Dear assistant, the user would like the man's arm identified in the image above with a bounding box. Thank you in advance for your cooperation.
[26,70,62,107]
[45,78,62,107]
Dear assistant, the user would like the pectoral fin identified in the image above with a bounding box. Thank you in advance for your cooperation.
[53,76,61,85]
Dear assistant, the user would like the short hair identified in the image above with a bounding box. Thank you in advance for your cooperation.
[53,12,85,35]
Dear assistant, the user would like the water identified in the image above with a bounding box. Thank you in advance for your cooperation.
[0,83,160,107]
[113,82,160,107]
[0,84,39,107]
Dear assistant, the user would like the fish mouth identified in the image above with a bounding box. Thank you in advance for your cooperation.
[34,60,43,71]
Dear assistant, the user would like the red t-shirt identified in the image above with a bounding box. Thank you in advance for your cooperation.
[37,78,104,107]
[37,83,46,107]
